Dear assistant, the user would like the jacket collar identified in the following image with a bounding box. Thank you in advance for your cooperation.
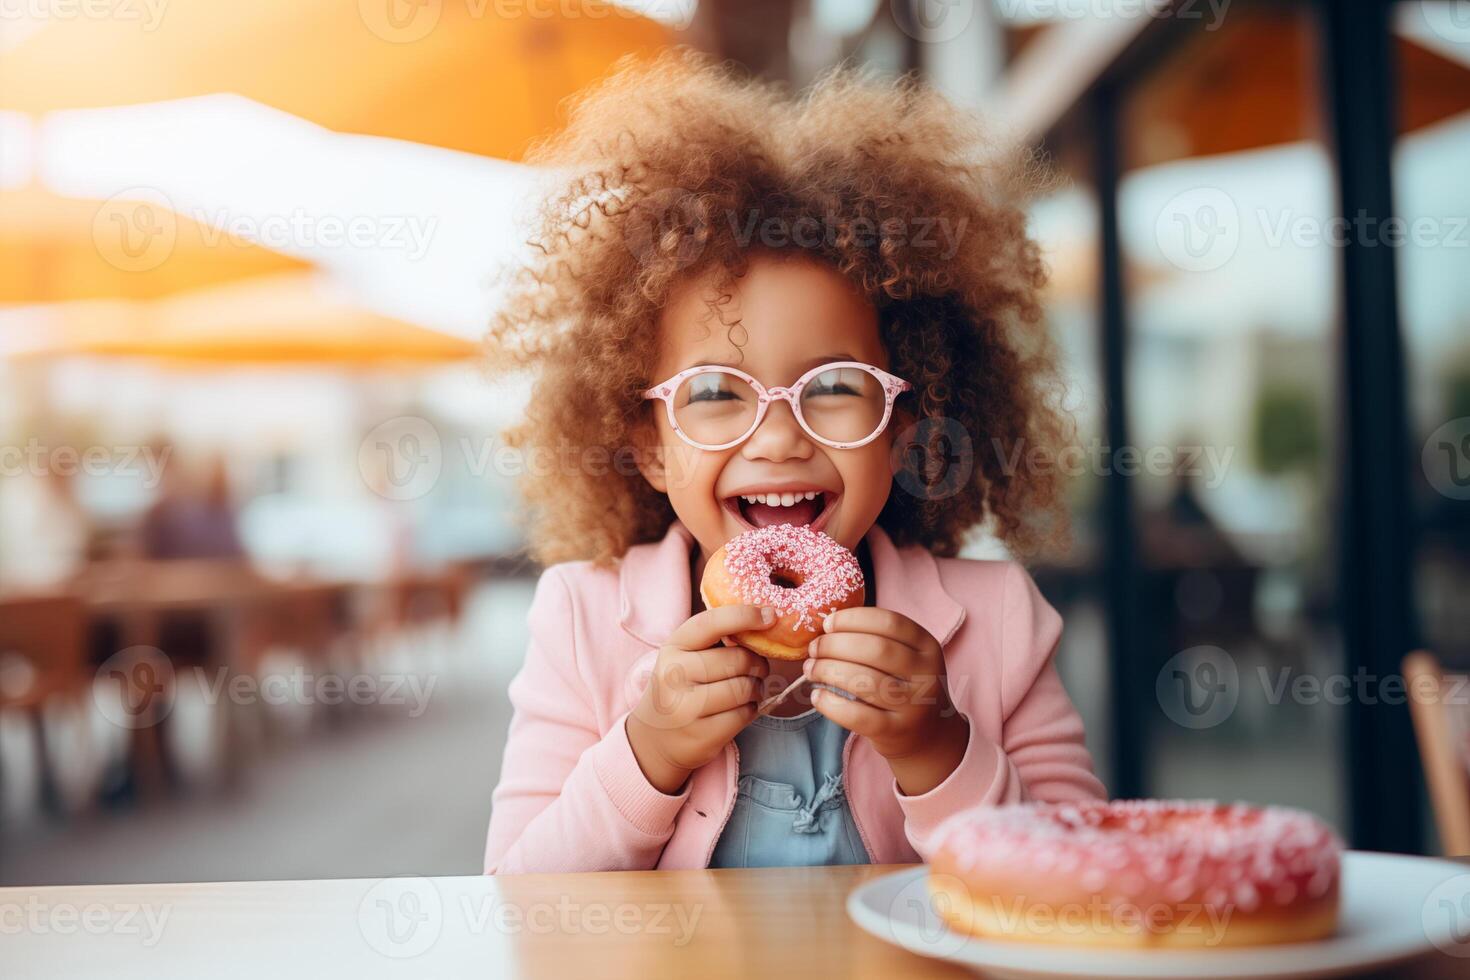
[618,521,966,649]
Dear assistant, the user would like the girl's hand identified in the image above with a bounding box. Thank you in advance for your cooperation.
[804,607,970,796]
[625,605,773,795]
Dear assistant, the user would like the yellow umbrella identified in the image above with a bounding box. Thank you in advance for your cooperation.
[7,271,477,366]
[0,184,306,304]
[1,0,673,161]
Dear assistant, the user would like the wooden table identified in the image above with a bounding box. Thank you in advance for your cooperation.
[5,863,1467,979]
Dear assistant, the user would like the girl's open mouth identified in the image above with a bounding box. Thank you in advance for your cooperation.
[723,489,837,532]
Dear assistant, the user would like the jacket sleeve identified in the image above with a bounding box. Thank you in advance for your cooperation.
[894,563,1106,858]
[484,568,690,873]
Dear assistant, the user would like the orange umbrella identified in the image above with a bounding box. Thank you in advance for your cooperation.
[0,184,306,304]
[0,0,674,161]
[6,271,477,366]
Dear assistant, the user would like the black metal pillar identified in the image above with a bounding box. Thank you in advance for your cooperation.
[1093,82,1147,801]
[1316,0,1423,853]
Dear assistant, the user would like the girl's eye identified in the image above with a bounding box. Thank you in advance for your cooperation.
[806,369,863,396]
[685,375,742,402]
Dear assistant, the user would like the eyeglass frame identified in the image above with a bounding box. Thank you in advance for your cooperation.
[641,360,913,451]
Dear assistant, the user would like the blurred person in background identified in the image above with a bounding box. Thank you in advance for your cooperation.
[0,462,92,590]
[139,452,245,562]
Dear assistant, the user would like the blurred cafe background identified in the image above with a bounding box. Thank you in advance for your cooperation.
[0,0,1467,884]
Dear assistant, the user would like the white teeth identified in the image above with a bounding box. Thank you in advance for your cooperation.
[737,491,824,507]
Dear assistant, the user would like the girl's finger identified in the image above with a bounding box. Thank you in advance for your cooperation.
[811,686,891,737]
[692,674,762,717]
[805,657,909,710]
[822,607,932,649]
[808,631,919,674]
[699,700,760,740]
[690,645,770,682]
[670,604,775,651]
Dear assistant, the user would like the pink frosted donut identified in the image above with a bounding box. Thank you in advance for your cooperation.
[699,524,864,660]
[927,799,1343,948]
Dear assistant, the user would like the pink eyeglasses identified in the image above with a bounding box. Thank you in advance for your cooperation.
[642,361,912,451]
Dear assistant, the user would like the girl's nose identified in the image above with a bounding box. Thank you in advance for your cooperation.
[740,398,814,462]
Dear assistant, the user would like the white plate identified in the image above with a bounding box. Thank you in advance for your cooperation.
[847,851,1470,979]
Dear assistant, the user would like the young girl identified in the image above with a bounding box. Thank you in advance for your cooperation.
[482,51,1105,874]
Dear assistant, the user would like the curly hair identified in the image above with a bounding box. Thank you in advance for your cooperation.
[485,48,1072,568]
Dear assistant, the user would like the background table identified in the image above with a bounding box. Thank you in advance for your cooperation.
[5,863,1467,979]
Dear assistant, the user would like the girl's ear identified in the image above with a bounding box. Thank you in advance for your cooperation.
[631,420,668,493]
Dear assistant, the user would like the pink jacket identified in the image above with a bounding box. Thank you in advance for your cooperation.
[484,520,1105,873]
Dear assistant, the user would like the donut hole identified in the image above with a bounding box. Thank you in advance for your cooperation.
[769,568,802,590]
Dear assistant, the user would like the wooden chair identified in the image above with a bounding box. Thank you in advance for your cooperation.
[0,593,90,815]
[1404,650,1470,856]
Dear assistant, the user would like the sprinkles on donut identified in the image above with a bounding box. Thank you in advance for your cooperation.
[699,524,865,661]
[926,798,1343,948]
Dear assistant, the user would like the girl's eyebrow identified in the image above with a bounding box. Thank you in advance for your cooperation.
[680,352,859,372]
